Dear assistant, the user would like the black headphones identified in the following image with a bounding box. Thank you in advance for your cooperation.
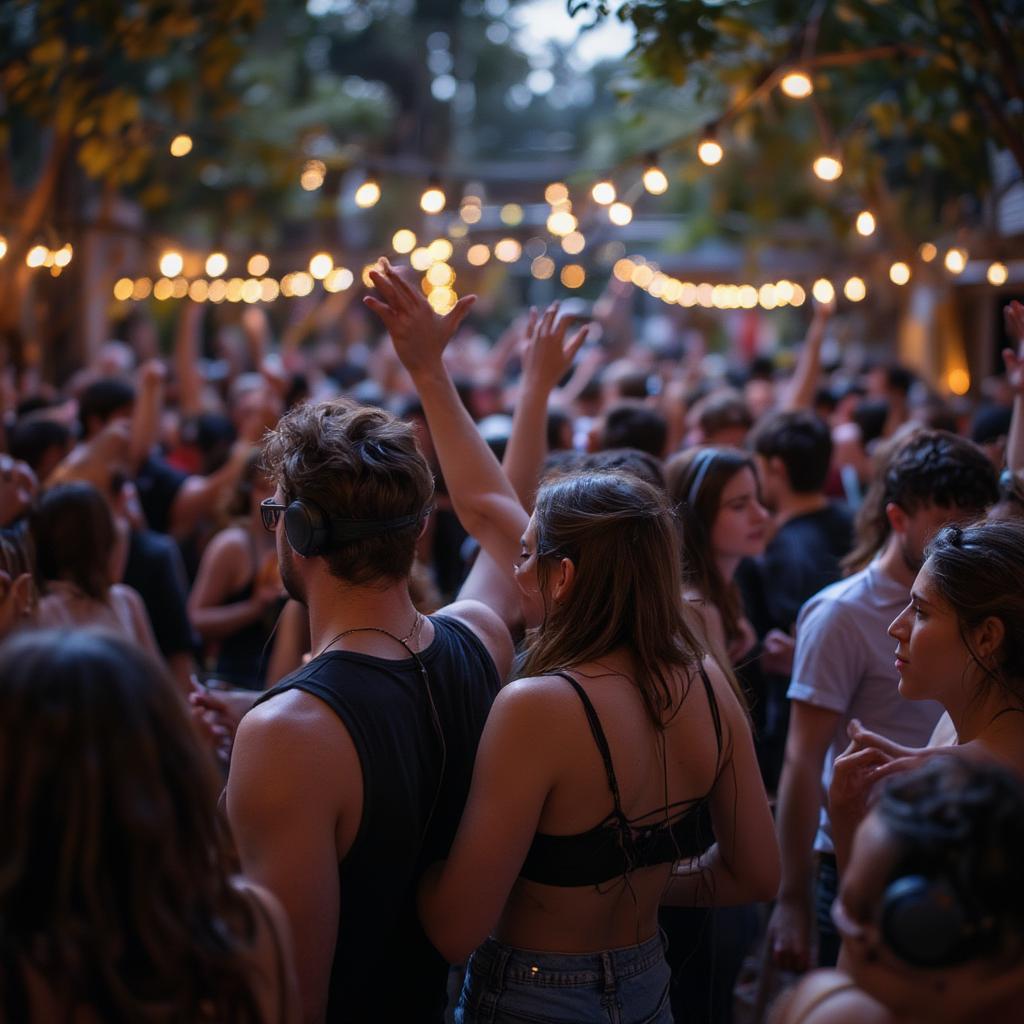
[879,872,993,969]
[284,498,430,557]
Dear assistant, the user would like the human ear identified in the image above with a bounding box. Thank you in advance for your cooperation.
[885,501,908,535]
[551,557,576,603]
[970,615,1005,663]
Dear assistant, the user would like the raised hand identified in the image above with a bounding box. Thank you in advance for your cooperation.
[520,302,590,393]
[364,258,476,376]
[1003,300,1024,395]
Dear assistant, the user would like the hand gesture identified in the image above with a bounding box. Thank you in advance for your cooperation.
[364,258,476,375]
[1003,301,1024,396]
[520,302,590,393]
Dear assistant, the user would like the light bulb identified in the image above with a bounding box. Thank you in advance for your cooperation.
[987,261,1008,286]
[561,264,586,289]
[248,254,270,276]
[309,253,334,280]
[545,182,569,205]
[855,211,876,236]
[170,134,193,157]
[25,245,48,268]
[843,276,867,302]
[0,236,7,259]
[500,203,524,226]
[53,243,73,267]
[420,184,446,214]
[944,248,967,274]
[608,202,633,226]
[813,155,843,181]
[591,181,616,205]
[324,268,354,293]
[780,70,813,99]
[159,251,183,277]
[919,242,938,263]
[812,278,835,304]
[467,244,490,266]
[947,369,970,396]
[392,229,416,254]
[889,261,911,286]
[354,179,381,208]
[698,138,723,166]
[205,252,228,277]
[494,238,522,263]
[642,164,669,195]
[546,210,577,236]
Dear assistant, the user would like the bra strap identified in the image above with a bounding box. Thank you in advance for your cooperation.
[553,671,625,817]
[698,662,724,761]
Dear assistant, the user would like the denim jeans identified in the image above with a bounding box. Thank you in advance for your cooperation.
[455,932,673,1024]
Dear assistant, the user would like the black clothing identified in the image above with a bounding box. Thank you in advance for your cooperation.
[136,454,187,535]
[255,614,501,1024]
[123,529,197,658]
[519,668,720,887]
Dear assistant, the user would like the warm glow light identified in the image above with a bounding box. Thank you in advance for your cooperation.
[427,287,457,314]
[547,210,577,236]
[53,243,73,267]
[226,278,245,302]
[919,242,938,263]
[813,155,843,181]
[206,252,228,277]
[531,256,555,280]
[300,159,326,191]
[642,165,669,195]
[170,134,193,157]
[25,245,47,268]
[663,279,682,303]
[158,251,183,277]
[987,261,1008,286]
[208,279,227,303]
[153,278,174,301]
[776,280,795,304]
[132,277,153,300]
[855,211,876,237]
[467,244,490,266]
[843,276,867,302]
[113,278,134,301]
[354,179,381,208]
[361,264,378,288]
[500,203,524,226]
[248,254,269,276]
[188,279,209,303]
[420,185,446,214]
[460,204,482,224]
[812,278,835,304]
[613,258,636,283]
[759,283,778,310]
[427,238,453,262]
[890,261,911,286]
[609,202,633,226]
[324,267,353,293]
[698,138,723,166]
[291,272,314,297]
[632,264,654,289]
[591,181,616,205]
[561,264,585,289]
[410,247,433,272]
[494,238,522,263]
[0,236,7,259]
[426,262,454,287]
[392,229,416,254]
[696,283,714,307]
[561,232,585,255]
[241,278,262,304]
[944,247,967,274]
[309,252,334,279]
[545,182,569,205]
[791,283,806,306]
[948,368,970,395]
[780,70,814,99]
[260,278,280,302]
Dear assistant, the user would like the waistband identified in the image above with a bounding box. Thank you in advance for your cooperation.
[469,931,666,988]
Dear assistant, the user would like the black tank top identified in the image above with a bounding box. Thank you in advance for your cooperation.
[254,614,500,1023]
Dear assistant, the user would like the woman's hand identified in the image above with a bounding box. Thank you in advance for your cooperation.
[519,302,589,394]
[364,259,476,377]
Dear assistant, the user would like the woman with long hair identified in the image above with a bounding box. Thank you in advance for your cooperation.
[665,447,769,665]
[829,517,1024,873]
[367,263,777,1024]
[772,756,1024,1024]
[0,629,299,1023]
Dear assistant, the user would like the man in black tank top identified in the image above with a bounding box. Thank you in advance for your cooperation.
[225,398,513,1023]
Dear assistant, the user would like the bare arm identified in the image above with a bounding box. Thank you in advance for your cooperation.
[130,360,166,471]
[187,529,273,641]
[169,440,252,539]
[174,302,206,418]
[782,301,834,412]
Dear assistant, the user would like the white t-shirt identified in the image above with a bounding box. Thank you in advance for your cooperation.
[788,560,943,853]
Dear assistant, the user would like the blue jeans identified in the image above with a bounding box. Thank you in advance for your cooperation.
[456,932,673,1024]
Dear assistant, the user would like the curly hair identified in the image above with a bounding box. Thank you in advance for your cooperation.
[0,630,265,1022]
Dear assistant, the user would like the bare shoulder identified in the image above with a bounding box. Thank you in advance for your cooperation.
[435,598,514,679]
[488,673,591,731]
[770,971,891,1024]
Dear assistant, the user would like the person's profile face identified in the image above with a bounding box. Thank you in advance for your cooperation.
[710,466,769,560]
[514,514,546,629]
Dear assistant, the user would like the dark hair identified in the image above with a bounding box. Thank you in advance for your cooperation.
[884,364,915,396]
[924,520,1024,699]
[0,630,263,1021]
[261,398,434,585]
[599,401,668,458]
[843,429,999,575]
[971,405,1012,447]
[78,378,136,435]
[875,756,1024,964]
[697,390,753,440]
[852,397,889,448]
[665,447,757,650]
[7,417,71,474]
[519,472,701,729]
[750,410,833,493]
[583,448,665,491]
[31,482,116,600]
[546,407,573,451]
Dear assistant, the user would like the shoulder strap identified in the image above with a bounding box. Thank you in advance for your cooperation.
[788,978,859,1024]
[553,671,624,815]
[698,663,724,761]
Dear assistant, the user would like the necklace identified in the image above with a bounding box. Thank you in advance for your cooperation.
[315,610,423,660]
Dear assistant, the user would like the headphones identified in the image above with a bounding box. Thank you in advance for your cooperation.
[283,498,430,557]
[879,872,994,969]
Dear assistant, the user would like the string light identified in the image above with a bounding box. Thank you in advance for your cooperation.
[780,70,813,98]
[427,238,453,262]
[410,247,433,271]
[309,252,334,279]
[545,182,569,205]
[354,177,381,208]
[248,254,270,276]
[592,181,616,205]
[169,134,193,157]
[113,278,134,301]
[133,278,153,300]
[561,232,585,255]
[812,278,835,304]
[561,264,585,289]
[642,154,668,195]
[987,261,1008,286]
[426,262,455,287]
[159,251,183,277]
[460,203,482,224]
[241,278,262,304]
[467,243,491,266]
[0,236,8,259]
[25,245,47,268]
[324,267,354,292]
[947,368,970,395]
[53,244,73,268]
[608,202,633,226]
[813,155,843,181]
[420,178,446,214]
[205,252,228,277]
[153,278,174,301]
[494,238,522,263]
[531,256,555,280]
[208,279,227,303]
[189,279,209,302]
[843,276,867,302]
[260,278,281,302]
[855,211,876,236]
[392,229,416,254]
[944,247,967,274]
[547,209,577,236]
[500,203,524,226]
[171,277,188,299]
[300,159,326,191]
[697,137,723,166]
[919,242,938,262]
[427,287,457,314]
[613,258,635,282]
[889,261,911,285]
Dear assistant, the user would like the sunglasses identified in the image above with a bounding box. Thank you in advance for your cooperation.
[260,497,288,532]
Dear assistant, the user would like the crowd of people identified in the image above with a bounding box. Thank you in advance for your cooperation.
[0,264,1023,1024]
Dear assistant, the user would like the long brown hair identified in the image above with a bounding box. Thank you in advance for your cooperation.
[665,447,754,650]
[518,471,701,729]
[0,630,265,1023]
